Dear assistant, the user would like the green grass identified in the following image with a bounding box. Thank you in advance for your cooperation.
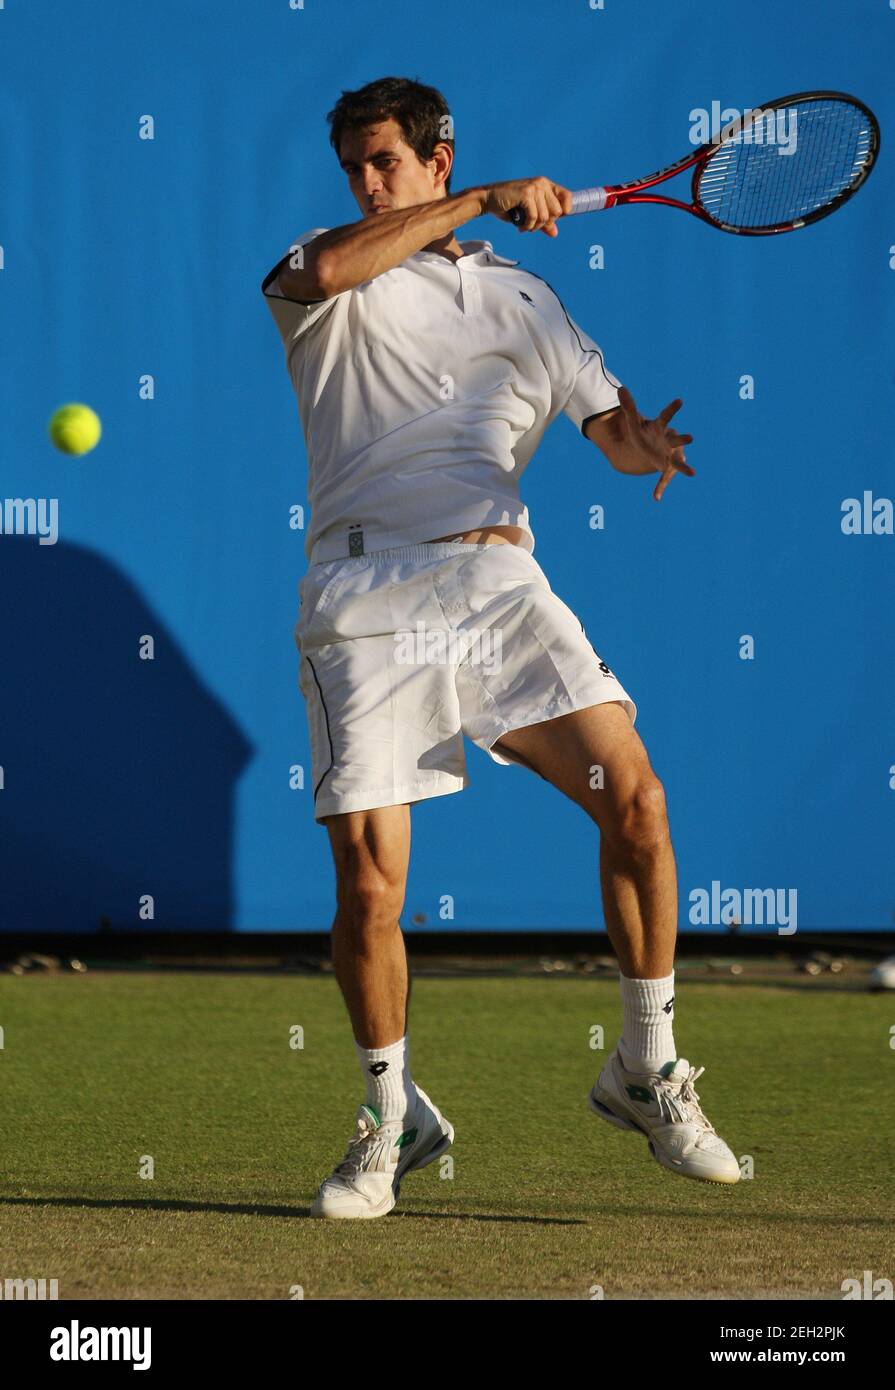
[0,971,892,1299]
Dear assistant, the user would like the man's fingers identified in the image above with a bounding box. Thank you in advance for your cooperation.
[556,185,574,216]
[669,446,695,475]
[654,459,696,500]
[523,190,546,232]
[508,178,570,231]
[517,190,540,230]
[530,187,550,230]
[653,470,672,501]
[541,189,564,236]
[546,188,565,220]
[658,398,683,425]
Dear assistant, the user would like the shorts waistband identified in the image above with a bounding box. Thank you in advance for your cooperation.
[309,540,500,569]
[369,541,498,563]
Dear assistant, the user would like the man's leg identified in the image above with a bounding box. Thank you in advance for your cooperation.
[493,704,739,1183]
[494,701,676,980]
[324,802,412,1048]
[495,700,678,1072]
[311,802,455,1219]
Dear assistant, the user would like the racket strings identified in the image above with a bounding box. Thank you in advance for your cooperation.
[697,100,875,229]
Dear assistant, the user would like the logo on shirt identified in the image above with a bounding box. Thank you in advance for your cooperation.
[519,291,534,304]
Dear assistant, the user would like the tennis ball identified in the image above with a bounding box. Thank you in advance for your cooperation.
[48,402,102,455]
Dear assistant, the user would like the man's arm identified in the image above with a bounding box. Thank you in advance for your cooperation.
[265,239,329,305]
[584,386,696,502]
[583,407,624,461]
[276,187,488,302]
[276,175,573,301]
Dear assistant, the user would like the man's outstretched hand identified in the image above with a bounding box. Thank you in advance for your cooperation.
[613,385,696,501]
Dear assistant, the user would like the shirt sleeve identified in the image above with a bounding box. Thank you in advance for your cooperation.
[561,311,622,435]
[261,227,347,352]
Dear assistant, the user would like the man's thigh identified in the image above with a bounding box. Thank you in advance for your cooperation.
[493,701,659,826]
[323,803,412,900]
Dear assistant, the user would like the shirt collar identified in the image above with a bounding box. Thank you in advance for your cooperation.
[414,239,519,267]
[459,239,519,266]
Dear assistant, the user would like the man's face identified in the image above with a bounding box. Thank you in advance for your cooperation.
[339,117,449,217]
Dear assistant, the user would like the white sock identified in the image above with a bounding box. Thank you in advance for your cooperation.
[617,972,677,1074]
[355,1034,416,1124]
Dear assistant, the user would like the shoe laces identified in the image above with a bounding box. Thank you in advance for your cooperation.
[334,1111,388,1177]
[654,1064,715,1132]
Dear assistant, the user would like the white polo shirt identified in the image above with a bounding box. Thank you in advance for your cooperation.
[262,227,621,564]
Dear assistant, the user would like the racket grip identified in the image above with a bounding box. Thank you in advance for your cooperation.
[508,187,608,226]
[570,187,608,215]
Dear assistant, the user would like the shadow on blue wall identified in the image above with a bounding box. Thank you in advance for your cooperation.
[0,538,254,932]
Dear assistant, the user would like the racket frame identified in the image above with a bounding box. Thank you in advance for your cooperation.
[512,91,880,236]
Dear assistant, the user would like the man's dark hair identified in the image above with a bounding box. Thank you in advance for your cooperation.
[327,76,455,194]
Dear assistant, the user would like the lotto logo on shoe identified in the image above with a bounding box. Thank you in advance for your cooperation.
[369,1062,389,1076]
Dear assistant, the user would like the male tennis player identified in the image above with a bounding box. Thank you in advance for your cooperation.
[262,77,739,1219]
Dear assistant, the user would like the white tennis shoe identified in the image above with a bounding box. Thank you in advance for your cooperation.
[310,1085,454,1219]
[589,1051,740,1185]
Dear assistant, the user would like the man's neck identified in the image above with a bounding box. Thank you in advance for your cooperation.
[423,232,465,263]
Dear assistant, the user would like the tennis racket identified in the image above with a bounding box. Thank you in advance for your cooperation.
[507,91,879,236]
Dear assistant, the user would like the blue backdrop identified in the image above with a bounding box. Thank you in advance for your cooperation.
[1,0,892,933]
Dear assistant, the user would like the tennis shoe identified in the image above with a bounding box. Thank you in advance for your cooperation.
[589,1052,740,1184]
[310,1085,454,1219]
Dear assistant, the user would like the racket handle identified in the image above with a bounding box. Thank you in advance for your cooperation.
[507,187,608,227]
[570,187,609,215]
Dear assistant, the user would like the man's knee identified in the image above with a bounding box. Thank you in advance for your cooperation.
[335,856,406,933]
[326,806,410,934]
[603,776,670,858]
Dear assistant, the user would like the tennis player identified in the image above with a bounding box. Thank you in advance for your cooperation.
[262,77,739,1219]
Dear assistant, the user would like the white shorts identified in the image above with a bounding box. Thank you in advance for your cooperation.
[294,541,637,823]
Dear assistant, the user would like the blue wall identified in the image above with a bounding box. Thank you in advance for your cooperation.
[1,0,892,932]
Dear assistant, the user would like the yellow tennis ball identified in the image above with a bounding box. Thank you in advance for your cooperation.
[49,403,102,455]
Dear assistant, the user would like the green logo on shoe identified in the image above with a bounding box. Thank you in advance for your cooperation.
[395,1127,418,1148]
[625,1084,654,1104]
